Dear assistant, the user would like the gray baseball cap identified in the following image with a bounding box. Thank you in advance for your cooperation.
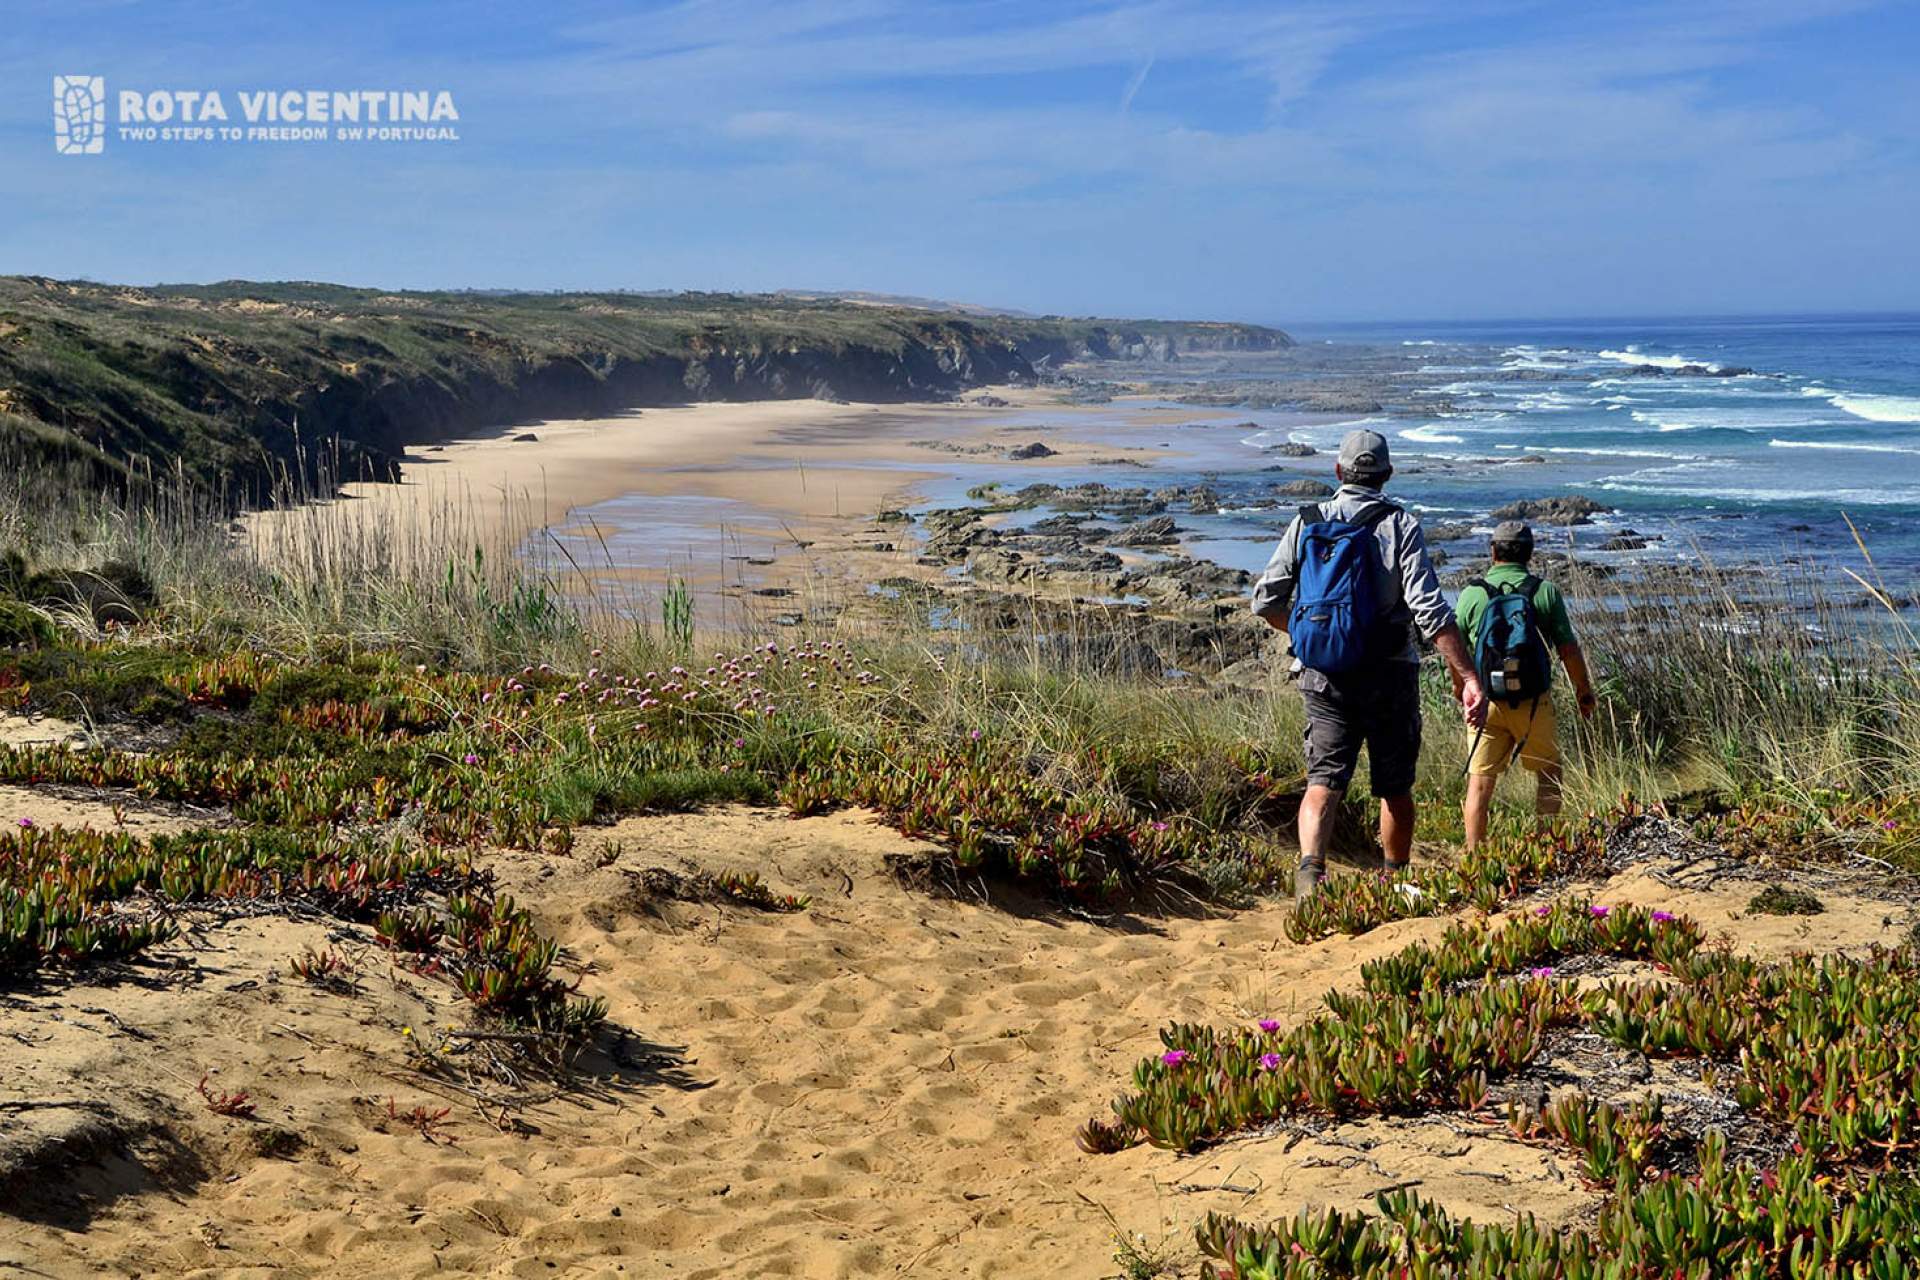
[1491,520,1534,547]
[1337,428,1392,478]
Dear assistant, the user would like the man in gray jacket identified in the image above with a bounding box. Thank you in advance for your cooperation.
[1250,429,1486,901]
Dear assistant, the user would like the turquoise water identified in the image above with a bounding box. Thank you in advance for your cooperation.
[548,315,1920,607]
[901,314,1920,585]
[1288,314,1920,577]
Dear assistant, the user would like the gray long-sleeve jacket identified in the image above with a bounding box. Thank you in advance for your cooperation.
[1248,482,1452,665]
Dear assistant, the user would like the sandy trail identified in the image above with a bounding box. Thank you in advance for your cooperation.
[3,800,1905,1278]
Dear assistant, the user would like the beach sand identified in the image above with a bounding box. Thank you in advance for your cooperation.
[12,395,1892,1276]
[238,387,1280,627]
[1,788,1904,1278]
[245,388,1172,581]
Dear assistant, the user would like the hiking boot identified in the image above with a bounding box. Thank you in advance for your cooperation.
[1294,861,1325,904]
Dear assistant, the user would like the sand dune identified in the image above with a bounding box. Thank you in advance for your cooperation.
[2,792,1905,1277]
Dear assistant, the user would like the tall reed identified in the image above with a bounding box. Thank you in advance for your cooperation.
[2,447,1912,837]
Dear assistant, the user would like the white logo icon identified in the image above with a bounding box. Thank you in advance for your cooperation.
[53,76,106,154]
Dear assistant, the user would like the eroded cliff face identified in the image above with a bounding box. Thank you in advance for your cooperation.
[142,336,1284,490]
[0,278,1292,498]
[283,340,1049,485]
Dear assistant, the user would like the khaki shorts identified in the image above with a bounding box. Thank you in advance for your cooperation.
[1468,696,1559,777]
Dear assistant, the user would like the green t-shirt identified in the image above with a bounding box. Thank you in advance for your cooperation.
[1454,563,1577,649]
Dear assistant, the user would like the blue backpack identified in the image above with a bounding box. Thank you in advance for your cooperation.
[1470,575,1554,707]
[1286,502,1396,674]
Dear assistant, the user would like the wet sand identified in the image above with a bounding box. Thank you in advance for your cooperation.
[241,387,1203,596]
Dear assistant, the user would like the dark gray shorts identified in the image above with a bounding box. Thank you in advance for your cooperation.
[1298,663,1423,798]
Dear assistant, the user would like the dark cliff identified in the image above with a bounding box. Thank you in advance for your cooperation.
[0,278,1291,499]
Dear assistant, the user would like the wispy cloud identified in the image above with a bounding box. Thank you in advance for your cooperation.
[2,0,1915,317]
[1119,55,1154,114]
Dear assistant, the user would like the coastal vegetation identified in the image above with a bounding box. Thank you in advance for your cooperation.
[0,277,1288,496]
[1,318,1916,1272]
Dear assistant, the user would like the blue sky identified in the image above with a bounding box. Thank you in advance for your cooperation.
[5,0,1918,322]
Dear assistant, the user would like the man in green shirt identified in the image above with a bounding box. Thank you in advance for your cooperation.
[1453,521,1598,849]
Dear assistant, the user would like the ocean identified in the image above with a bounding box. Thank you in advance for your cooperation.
[542,313,1920,611]
[1278,313,1920,578]
[893,313,1920,587]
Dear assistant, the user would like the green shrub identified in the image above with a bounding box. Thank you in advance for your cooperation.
[0,600,55,647]
[1747,883,1824,915]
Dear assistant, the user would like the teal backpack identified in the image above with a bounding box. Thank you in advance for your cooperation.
[1470,575,1553,707]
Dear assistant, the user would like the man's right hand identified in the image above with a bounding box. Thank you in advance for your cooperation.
[1460,675,1488,729]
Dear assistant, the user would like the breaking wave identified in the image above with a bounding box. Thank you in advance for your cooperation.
[1598,346,1722,373]
[1800,385,1920,424]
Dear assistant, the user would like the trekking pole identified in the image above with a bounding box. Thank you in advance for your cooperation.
[1507,695,1542,770]
[1461,721,1487,780]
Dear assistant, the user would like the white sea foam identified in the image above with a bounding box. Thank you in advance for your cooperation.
[1627,407,1831,433]
[1400,423,1465,444]
[1521,445,1706,461]
[1594,478,1920,506]
[1598,346,1722,373]
[1590,457,1917,506]
[1401,339,1438,346]
[1629,410,1715,433]
[1500,344,1583,371]
[1798,384,1920,424]
[1768,438,1920,456]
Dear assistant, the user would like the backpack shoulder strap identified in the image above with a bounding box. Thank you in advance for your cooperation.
[1353,502,1397,530]
[1297,504,1322,528]
[1466,578,1492,595]
[1518,574,1543,600]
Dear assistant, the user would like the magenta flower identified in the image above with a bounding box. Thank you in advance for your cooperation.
[462,753,479,765]
[17,817,33,830]
[1883,820,1899,831]
[1257,1053,1282,1072]
[1258,1019,1280,1033]
[1589,905,1610,918]
[1530,966,1555,979]
[969,729,982,741]
[1151,821,1169,832]
[1652,910,1675,923]
[1534,905,1551,917]
[1160,1049,1190,1067]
